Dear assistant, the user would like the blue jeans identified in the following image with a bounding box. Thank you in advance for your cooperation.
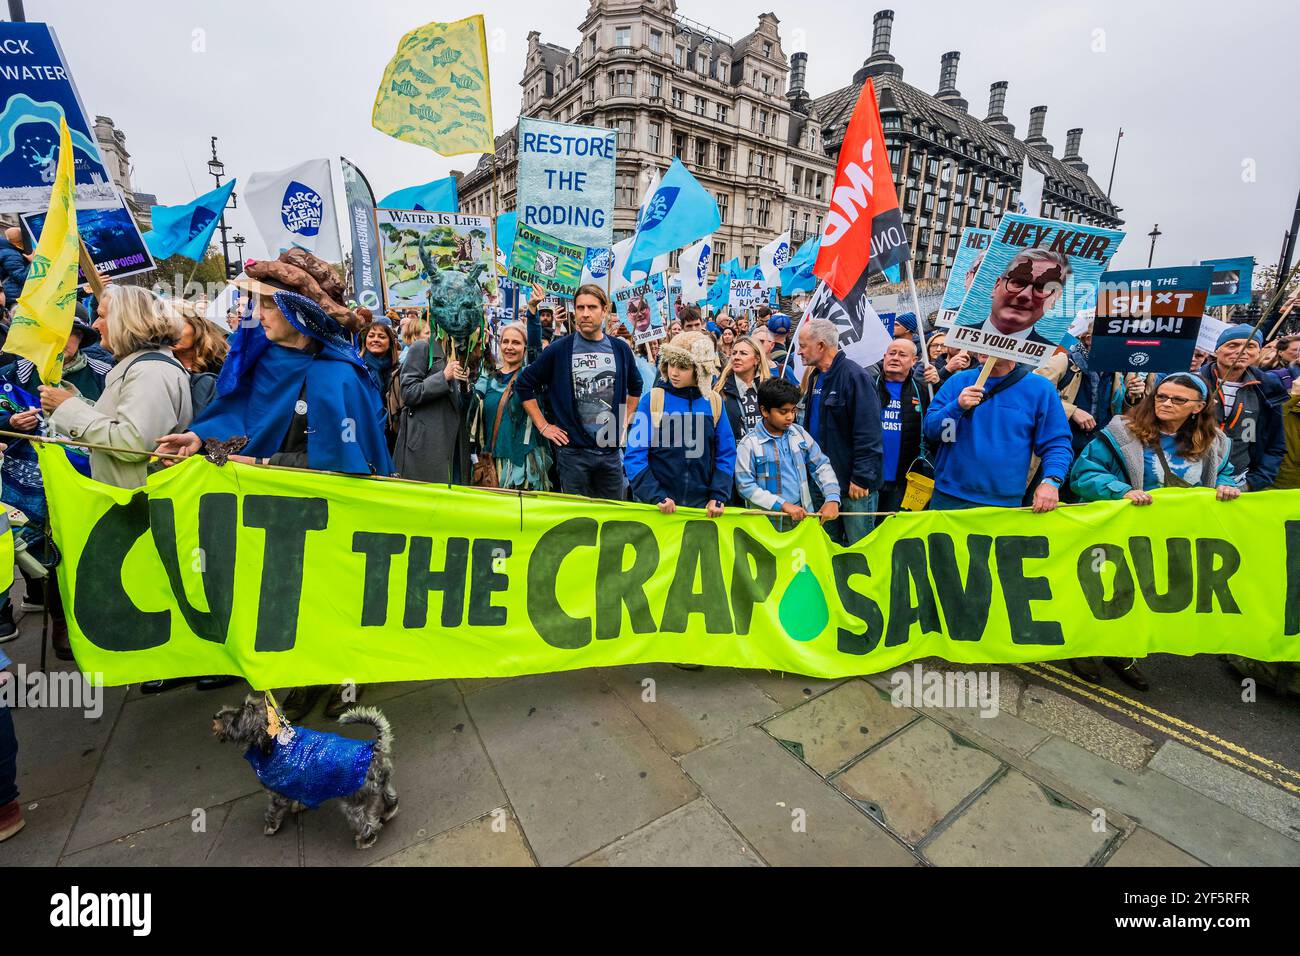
[929,489,983,511]
[812,486,878,546]
[0,701,16,805]
[556,446,626,500]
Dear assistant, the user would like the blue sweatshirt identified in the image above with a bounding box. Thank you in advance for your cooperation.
[922,366,1073,506]
[624,381,736,508]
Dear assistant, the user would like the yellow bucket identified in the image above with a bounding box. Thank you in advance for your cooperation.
[900,470,935,512]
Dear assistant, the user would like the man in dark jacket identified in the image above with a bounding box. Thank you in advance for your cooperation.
[797,317,884,544]
[873,339,932,514]
[1198,325,1287,491]
[0,227,28,314]
[517,283,642,499]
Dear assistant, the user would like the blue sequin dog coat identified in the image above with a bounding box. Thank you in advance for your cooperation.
[244,727,376,809]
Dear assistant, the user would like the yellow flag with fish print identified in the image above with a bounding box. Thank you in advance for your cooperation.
[372,15,494,157]
[7,117,80,385]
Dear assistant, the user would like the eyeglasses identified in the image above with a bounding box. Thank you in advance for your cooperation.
[1154,394,1198,406]
[1002,274,1062,297]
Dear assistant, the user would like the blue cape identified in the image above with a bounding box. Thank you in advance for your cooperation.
[192,291,393,475]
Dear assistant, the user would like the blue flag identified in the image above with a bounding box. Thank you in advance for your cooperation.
[495,212,517,272]
[378,176,459,212]
[143,180,235,261]
[623,158,720,281]
[706,272,730,312]
[781,235,821,294]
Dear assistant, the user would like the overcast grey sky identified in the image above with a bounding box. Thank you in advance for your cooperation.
[34,0,1300,272]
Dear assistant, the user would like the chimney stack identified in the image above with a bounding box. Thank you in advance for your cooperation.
[855,10,904,83]
[1025,105,1053,155]
[1063,127,1088,173]
[871,9,894,58]
[787,51,812,114]
[789,51,807,96]
[935,51,968,112]
[984,81,1015,136]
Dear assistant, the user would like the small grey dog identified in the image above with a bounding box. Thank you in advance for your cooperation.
[212,695,398,849]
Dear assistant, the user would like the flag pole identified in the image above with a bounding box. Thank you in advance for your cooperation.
[903,259,934,399]
[78,239,105,299]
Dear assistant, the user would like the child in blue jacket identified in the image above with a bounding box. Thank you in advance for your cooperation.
[624,331,735,515]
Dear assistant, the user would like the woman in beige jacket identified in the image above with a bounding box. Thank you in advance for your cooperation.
[41,285,193,490]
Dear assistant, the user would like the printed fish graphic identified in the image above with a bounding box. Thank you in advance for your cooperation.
[393,124,416,137]
[455,108,487,123]
[393,58,411,75]
[466,64,485,81]
[449,72,481,90]
[409,103,441,123]
[438,120,466,134]
[422,35,447,51]
[453,94,478,105]
[426,86,451,100]
[408,67,437,84]
[390,78,421,97]
[426,49,462,67]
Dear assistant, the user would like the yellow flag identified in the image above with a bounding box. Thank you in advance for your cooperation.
[372,15,494,157]
[8,117,80,385]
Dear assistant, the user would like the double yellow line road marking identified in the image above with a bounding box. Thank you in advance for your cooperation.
[1012,661,1300,796]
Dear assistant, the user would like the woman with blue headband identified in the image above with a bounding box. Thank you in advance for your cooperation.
[153,250,392,713]
[1067,370,1239,691]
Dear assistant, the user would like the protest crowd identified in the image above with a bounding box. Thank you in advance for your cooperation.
[0,12,1296,852]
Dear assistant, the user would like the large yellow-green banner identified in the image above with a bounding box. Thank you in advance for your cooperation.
[38,444,1300,688]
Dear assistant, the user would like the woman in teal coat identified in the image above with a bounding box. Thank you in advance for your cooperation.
[1068,371,1239,691]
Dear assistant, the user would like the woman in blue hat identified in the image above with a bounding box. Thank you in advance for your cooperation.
[156,252,392,477]
[1068,371,1240,690]
[154,252,392,714]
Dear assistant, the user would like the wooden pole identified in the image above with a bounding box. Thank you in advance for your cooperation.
[973,355,998,389]
[77,239,106,299]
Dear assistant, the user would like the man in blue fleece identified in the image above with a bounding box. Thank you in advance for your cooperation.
[625,331,736,514]
[923,354,1073,511]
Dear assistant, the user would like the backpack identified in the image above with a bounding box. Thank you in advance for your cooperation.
[647,386,722,429]
[126,351,218,416]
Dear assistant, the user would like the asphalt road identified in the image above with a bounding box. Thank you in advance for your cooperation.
[1016,653,1300,788]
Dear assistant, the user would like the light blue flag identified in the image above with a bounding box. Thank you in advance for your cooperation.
[739,264,764,282]
[706,272,732,312]
[143,180,236,262]
[780,235,821,293]
[495,212,517,272]
[623,158,721,281]
[378,176,459,212]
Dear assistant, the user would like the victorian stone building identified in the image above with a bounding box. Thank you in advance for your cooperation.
[457,0,836,275]
[93,115,157,230]
[458,2,1123,284]
[814,10,1123,282]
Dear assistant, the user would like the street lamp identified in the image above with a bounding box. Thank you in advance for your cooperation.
[232,233,246,265]
[1147,224,1162,268]
[208,136,236,279]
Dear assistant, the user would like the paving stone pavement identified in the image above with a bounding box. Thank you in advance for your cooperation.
[3,613,1298,866]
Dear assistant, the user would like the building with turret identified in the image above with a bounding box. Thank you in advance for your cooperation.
[457,2,1123,284]
[93,115,156,231]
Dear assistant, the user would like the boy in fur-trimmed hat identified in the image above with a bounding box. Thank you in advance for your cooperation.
[624,331,736,514]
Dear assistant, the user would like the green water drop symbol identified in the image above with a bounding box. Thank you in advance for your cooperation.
[778,565,830,642]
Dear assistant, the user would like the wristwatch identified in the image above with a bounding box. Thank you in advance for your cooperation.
[1041,475,1063,488]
